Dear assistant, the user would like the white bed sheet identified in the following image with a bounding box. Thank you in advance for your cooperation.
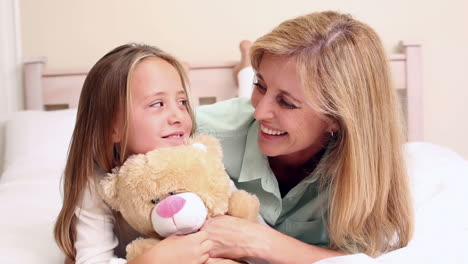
[0,111,467,264]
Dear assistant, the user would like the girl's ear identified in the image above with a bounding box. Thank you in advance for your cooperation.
[112,127,121,143]
[112,113,124,143]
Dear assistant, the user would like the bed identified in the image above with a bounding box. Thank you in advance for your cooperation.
[1,42,467,264]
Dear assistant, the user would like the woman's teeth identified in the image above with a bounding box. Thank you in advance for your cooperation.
[260,125,286,136]
[165,134,182,138]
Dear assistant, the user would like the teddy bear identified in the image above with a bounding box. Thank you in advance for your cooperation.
[100,134,260,261]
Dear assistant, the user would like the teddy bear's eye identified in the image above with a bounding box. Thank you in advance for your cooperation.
[151,198,160,204]
[168,191,176,196]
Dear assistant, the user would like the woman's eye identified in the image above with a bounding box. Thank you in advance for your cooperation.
[253,82,266,94]
[150,101,163,108]
[279,98,297,109]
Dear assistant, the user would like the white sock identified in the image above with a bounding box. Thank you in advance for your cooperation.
[237,66,255,98]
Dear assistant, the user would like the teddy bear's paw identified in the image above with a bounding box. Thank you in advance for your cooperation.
[126,237,160,261]
[228,190,260,222]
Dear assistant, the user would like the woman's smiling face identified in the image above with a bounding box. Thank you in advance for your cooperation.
[251,54,334,164]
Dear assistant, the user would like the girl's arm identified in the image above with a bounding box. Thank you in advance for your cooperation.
[74,183,122,263]
[201,215,344,264]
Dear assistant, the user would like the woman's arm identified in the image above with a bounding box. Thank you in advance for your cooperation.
[201,215,344,264]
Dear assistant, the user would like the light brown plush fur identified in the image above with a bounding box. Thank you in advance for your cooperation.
[100,134,260,261]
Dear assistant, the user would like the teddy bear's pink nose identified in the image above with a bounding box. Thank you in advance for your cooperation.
[156,195,186,218]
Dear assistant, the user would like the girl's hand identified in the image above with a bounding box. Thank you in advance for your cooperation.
[128,231,212,264]
[200,215,269,260]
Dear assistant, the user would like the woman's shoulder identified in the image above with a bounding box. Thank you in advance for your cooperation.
[196,97,255,136]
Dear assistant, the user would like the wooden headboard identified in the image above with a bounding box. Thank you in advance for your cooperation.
[23,42,422,141]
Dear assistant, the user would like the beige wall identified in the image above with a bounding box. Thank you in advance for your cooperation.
[19,0,468,159]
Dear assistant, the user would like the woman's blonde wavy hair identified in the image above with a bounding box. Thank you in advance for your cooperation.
[53,43,196,260]
[250,11,413,256]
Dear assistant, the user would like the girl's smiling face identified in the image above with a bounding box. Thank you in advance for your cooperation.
[114,57,192,155]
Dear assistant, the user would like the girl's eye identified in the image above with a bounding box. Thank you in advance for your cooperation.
[178,99,188,106]
[150,101,163,108]
[279,97,297,109]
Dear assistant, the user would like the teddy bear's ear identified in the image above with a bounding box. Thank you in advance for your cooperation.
[190,134,223,158]
[99,172,120,211]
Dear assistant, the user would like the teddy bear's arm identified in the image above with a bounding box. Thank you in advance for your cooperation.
[126,237,161,261]
[228,190,260,222]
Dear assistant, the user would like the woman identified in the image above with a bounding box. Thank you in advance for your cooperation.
[197,11,413,263]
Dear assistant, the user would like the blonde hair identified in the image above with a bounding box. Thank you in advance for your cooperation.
[53,43,196,259]
[251,11,413,256]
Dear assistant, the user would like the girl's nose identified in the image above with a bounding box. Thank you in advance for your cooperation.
[167,106,184,125]
[156,195,186,218]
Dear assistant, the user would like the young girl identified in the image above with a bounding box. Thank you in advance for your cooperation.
[53,43,213,264]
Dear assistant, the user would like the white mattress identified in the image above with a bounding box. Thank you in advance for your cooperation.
[0,174,64,263]
[317,143,468,264]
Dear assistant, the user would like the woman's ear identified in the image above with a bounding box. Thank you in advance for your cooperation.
[327,118,339,134]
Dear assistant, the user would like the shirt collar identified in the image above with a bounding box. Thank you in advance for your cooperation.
[238,121,275,183]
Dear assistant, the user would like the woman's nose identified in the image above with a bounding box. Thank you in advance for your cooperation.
[253,96,275,121]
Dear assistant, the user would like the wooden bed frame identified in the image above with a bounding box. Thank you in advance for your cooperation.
[22,42,423,141]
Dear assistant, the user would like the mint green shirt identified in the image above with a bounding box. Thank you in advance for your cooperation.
[196,98,330,247]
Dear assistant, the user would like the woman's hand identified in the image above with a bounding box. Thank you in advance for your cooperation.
[201,215,344,264]
[128,231,212,264]
[200,215,269,260]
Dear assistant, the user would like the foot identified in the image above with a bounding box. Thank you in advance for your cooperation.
[233,40,253,86]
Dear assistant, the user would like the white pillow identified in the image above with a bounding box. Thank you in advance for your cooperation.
[1,109,77,182]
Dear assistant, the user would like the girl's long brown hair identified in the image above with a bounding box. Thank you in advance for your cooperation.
[53,43,195,259]
[251,11,413,256]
